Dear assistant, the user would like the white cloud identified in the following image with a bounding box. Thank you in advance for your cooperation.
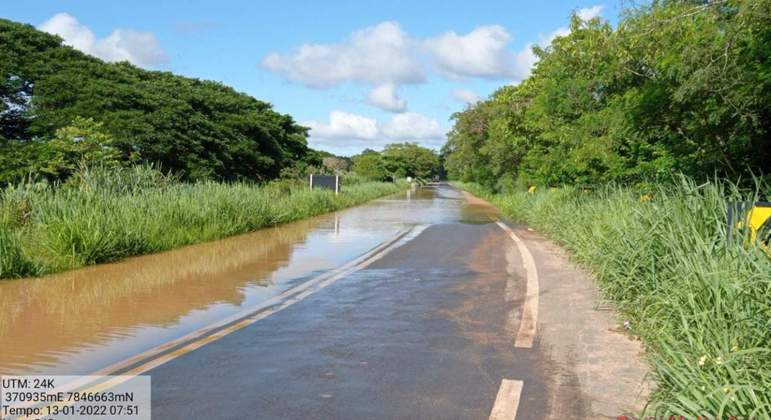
[261,21,423,89]
[418,5,604,81]
[383,112,444,140]
[422,25,544,82]
[39,13,166,67]
[452,89,480,104]
[39,13,94,51]
[263,11,607,96]
[424,25,516,79]
[95,30,167,66]
[303,111,379,140]
[577,5,604,21]
[303,110,445,153]
[269,10,607,146]
[366,83,407,113]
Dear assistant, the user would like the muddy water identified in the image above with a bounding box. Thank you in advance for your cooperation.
[0,185,496,375]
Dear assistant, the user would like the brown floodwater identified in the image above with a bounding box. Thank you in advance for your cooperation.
[0,185,495,375]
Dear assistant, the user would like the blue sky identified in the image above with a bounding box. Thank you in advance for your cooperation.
[3,1,619,156]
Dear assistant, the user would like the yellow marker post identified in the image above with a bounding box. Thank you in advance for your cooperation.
[733,202,771,255]
[746,203,771,250]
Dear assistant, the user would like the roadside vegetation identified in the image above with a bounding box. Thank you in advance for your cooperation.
[458,179,770,417]
[0,165,406,279]
[0,19,446,280]
[442,1,770,188]
[444,0,771,416]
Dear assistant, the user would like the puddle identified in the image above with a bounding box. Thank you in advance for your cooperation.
[0,184,497,375]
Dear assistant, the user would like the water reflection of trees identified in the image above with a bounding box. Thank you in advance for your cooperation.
[0,215,328,373]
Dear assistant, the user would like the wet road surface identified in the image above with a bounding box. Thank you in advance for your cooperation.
[0,187,443,375]
[0,184,650,418]
[150,213,548,419]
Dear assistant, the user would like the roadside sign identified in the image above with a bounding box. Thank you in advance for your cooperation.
[309,174,340,194]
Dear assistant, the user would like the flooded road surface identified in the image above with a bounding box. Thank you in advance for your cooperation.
[138,183,648,419]
[1,184,649,418]
[0,185,491,376]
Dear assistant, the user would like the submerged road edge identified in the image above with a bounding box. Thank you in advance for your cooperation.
[15,226,426,420]
[494,220,539,349]
[49,225,426,397]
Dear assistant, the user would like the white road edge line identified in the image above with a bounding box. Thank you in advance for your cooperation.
[488,379,524,420]
[495,220,539,348]
[503,245,520,337]
[70,225,426,384]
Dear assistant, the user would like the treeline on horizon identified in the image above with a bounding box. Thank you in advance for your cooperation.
[351,143,441,181]
[0,18,320,184]
[443,0,771,190]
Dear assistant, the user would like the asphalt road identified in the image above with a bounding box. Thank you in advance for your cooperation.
[116,184,648,419]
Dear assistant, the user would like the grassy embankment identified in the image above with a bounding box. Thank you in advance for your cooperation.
[0,166,406,279]
[455,179,770,417]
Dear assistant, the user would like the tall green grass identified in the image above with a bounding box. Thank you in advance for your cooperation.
[456,178,771,417]
[0,166,405,279]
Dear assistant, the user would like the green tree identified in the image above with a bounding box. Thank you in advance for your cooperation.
[352,150,388,180]
[0,18,314,183]
[352,144,440,180]
[443,1,771,189]
[38,117,123,179]
[381,143,440,179]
